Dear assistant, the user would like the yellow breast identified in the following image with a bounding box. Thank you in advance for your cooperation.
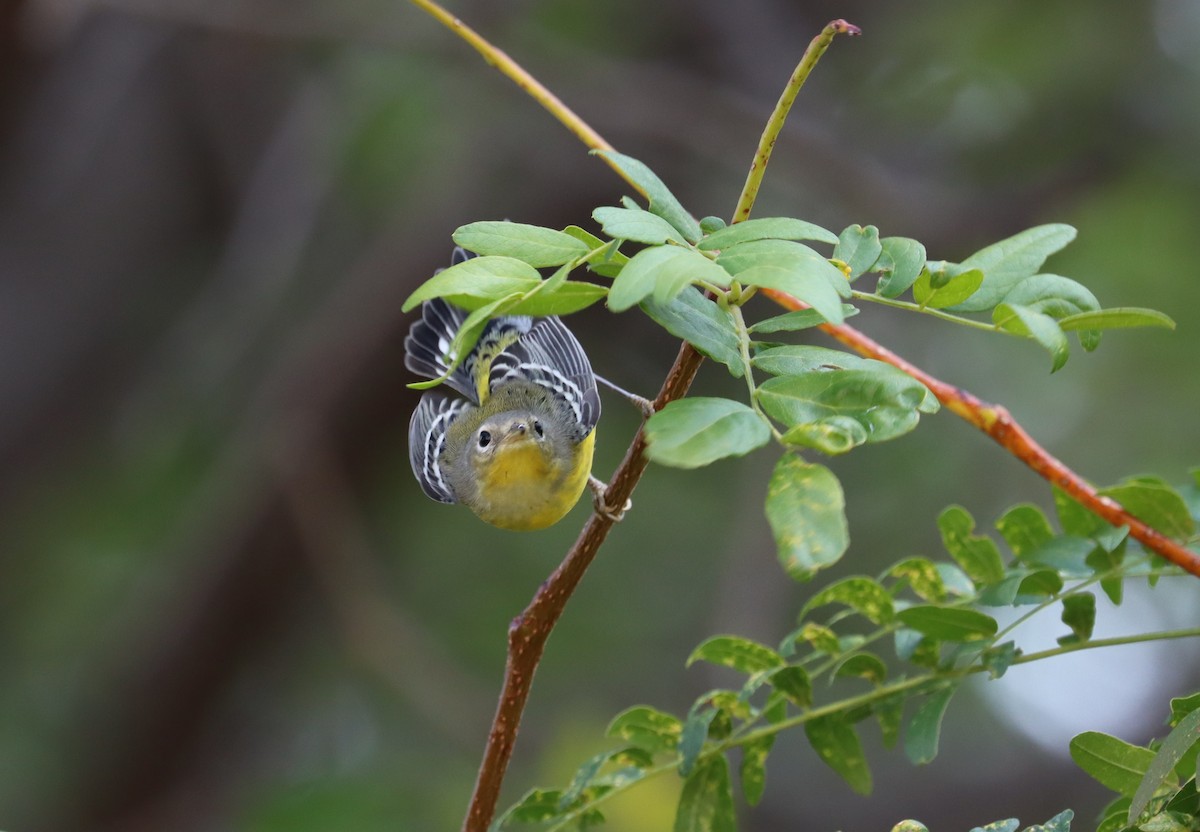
[472,430,596,531]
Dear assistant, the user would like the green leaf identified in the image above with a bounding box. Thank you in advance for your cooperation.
[493,788,563,826]
[936,563,977,598]
[558,751,613,811]
[805,714,873,794]
[645,398,771,469]
[593,205,688,245]
[913,264,984,309]
[1164,778,1199,815]
[834,652,888,685]
[976,572,1024,606]
[896,606,998,642]
[1002,274,1099,319]
[740,734,773,807]
[996,504,1055,557]
[756,358,936,447]
[765,456,850,581]
[905,686,958,764]
[506,281,610,316]
[1053,487,1118,542]
[563,225,630,278]
[593,150,703,244]
[750,305,858,333]
[888,557,947,603]
[1171,693,1200,727]
[699,216,839,250]
[780,416,869,455]
[892,821,929,832]
[687,636,785,674]
[937,506,1006,587]
[452,221,589,267]
[1022,536,1095,576]
[717,239,850,324]
[1099,476,1196,541]
[834,224,883,279]
[642,287,743,377]
[994,303,1070,372]
[876,237,929,298]
[1058,592,1096,645]
[767,665,812,708]
[877,694,905,749]
[607,706,682,755]
[673,754,736,832]
[752,346,939,413]
[609,245,729,312]
[1070,731,1157,797]
[678,706,718,777]
[792,622,840,655]
[801,576,894,625]
[1016,569,1064,599]
[971,820,1020,832]
[982,641,1019,679]
[1024,810,1075,832]
[699,216,727,234]
[1057,307,1176,332]
[1130,709,1200,823]
[950,224,1078,312]
[402,255,543,312]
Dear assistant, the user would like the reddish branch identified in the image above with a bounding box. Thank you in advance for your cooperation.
[758,286,1200,578]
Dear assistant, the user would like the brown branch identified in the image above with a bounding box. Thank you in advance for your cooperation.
[463,341,705,832]
[759,286,1200,578]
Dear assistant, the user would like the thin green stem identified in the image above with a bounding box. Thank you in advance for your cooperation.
[850,290,1008,333]
[730,303,784,443]
[1016,627,1200,663]
[729,626,1200,753]
[731,19,861,223]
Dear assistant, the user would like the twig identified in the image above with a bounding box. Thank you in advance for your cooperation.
[732,19,861,223]
[462,341,705,832]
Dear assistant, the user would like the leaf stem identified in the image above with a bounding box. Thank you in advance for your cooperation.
[850,290,1008,334]
[730,303,784,443]
[731,19,861,223]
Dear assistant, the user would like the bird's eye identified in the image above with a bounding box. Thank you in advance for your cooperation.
[532,420,544,437]
[478,430,492,448]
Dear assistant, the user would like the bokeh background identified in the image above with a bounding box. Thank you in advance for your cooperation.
[2,1,1199,830]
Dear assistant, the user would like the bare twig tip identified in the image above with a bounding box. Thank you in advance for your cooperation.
[830,19,863,36]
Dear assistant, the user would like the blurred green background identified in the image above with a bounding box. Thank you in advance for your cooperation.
[2,1,1199,830]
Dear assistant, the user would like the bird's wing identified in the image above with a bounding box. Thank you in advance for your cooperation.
[408,392,470,503]
[488,315,601,434]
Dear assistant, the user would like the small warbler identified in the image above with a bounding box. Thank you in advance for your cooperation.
[406,248,601,530]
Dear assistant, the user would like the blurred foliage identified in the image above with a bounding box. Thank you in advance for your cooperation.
[1,1,1198,831]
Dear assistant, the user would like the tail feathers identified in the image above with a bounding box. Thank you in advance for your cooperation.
[404,297,481,402]
[404,248,482,400]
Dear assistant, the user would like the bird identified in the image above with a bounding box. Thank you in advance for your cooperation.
[405,248,602,530]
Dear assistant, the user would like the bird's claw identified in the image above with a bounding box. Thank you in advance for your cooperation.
[589,475,631,523]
